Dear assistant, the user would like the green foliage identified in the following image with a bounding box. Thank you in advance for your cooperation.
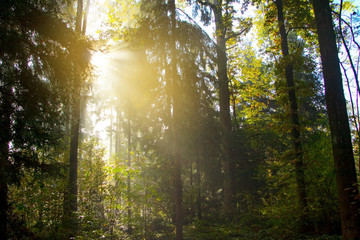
[226,4,339,235]
[8,154,67,239]
[184,220,342,239]
[77,137,108,239]
[0,0,92,180]
[3,0,355,239]
[1,0,92,238]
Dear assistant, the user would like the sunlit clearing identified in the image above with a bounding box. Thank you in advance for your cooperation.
[89,46,155,157]
[97,46,155,103]
[89,51,113,148]
[91,48,131,98]
[91,51,111,91]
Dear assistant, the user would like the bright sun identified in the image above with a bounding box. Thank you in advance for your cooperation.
[91,51,111,89]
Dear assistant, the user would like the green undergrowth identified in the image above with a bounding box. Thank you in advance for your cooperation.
[183,221,342,240]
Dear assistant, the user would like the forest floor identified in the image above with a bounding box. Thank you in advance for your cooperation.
[182,223,342,240]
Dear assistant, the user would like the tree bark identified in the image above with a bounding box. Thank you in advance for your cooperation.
[213,0,235,218]
[75,0,83,34]
[0,83,11,240]
[63,88,81,236]
[115,107,121,155]
[195,150,202,220]
[312,0,360,239]
[63,0,83,236]
[169,0,183,239]
[127,105,132,234]
[82,0,91,35]
[274,0,308,222]
[110,105,113,156]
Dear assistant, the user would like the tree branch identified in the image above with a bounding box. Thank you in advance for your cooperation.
[196,0,215,9]
[176,7,217,62]
[338,0,360,97]
[225,26,250,41]
[286,26,312,35]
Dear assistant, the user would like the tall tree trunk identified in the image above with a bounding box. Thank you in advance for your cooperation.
[127,105,132,235]
[63,0,83,237]
[213,0,235,218]
[115,107,121,156]
[0,156,8,240]
[195,150,202,220]
[64,89,81,234]
[75,0,83,33]
[169,0,183,239]
[190,159,195,218]
[82,0,91,35]
[110,105,113,156]
[338,0,360,178]
[173,152,183,240]
[0,83,11,240]
[275,0,308,224]
[312,0,360,239]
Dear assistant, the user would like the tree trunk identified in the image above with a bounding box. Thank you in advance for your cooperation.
[312,0,360,238]
[213,0,235,218]
[0,162,7,240]
[169,0,183,239]
[75,0,84,34]
[0,83,11,239]
[63,88,81,236]
[195,150,202,220]
[275,0,308,223]
[174,155,183,240]
[63,0,83,236]
[115,107,121,156]
[127,105,132,235]
[82,0,91,35]
[110,105,113,156]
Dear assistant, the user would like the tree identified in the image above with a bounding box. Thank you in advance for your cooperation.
[168,0,184,238]
[312,0,360,238]
[189,0,251,218]
[0,0,90,238]
[213,0,235,217]
[335,0,360,176]
[62,0,83,236]
[105,0,224,235]
[274,0,308,227]
[126,104,133,234]
[63,0,92,237]
[236,2,340,235]
[77,137,107,239]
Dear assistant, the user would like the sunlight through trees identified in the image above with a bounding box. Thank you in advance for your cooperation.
[2,0,360,239]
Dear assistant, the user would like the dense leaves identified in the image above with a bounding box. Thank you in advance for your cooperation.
[0,0,91,238]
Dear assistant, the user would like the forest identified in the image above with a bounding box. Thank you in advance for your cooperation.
[1,0,360,239]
